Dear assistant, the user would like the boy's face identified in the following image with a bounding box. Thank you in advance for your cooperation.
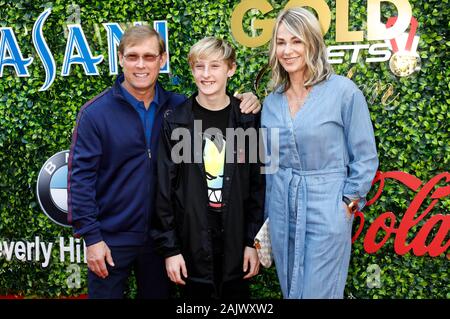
[191,54,236,98]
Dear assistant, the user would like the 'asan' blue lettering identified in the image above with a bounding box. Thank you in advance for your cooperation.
[32,8,56,91]
[103,23,123,75]
[154,20,169,73]
[61,24,103,76]
[0,9,170,90]
[0,27,33,77]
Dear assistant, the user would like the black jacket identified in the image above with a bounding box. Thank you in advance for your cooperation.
[152,94,265,284]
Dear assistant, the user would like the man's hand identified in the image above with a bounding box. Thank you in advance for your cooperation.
[235,92,261,114]
[243,246,260,279]
[86,241,114,279]
[165,254,188,285]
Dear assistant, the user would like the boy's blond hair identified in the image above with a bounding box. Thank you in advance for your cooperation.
[188,37,236,68]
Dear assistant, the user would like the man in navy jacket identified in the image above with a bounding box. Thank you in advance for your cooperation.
[67,25,260,299]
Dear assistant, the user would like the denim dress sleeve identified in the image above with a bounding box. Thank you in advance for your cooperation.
[341,87,379,210]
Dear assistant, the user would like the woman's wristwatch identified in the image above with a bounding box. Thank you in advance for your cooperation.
[343,196,359,213]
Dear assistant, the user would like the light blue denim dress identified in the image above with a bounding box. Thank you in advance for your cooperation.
[261,74,379,299]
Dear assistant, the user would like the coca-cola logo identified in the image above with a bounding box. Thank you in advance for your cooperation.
[352,171,450,258]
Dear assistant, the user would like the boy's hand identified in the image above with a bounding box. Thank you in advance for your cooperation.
[235,92,261,114]
[165,254,188,285]
[243,246,260,279]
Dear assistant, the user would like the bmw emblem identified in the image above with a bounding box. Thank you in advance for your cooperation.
[36,150,70,227]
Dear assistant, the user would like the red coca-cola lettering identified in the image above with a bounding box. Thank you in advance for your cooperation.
[352,171,450,258]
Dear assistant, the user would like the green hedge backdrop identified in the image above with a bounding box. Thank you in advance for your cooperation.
[0,0,448,298]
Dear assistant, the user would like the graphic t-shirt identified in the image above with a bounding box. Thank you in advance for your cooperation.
[192,97,231,212]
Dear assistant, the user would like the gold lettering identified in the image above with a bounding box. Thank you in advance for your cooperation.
[230,0,413,47]
[285,0,331,34]
[336,0,363,42]
[381,84,400,106]
[230,0,275,48]
[346,65,357,79]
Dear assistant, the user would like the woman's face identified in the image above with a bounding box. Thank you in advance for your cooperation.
[275,23,307,76]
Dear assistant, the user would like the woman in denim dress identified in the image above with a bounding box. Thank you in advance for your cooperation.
[261,7,379,298]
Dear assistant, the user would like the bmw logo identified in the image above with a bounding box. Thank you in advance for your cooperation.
[36,150,70,227]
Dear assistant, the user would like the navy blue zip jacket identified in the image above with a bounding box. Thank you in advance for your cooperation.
[68,74,186,246]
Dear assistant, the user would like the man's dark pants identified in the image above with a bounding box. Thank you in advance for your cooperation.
[88,244,170,299]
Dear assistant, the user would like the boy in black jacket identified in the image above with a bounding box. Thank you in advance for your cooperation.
[152,37,265,299]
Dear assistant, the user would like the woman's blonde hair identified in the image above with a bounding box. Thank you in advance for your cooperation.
[188,37,236,68]
[269,7,332,92]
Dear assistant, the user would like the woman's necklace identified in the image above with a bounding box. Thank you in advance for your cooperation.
[287,86,312,118]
